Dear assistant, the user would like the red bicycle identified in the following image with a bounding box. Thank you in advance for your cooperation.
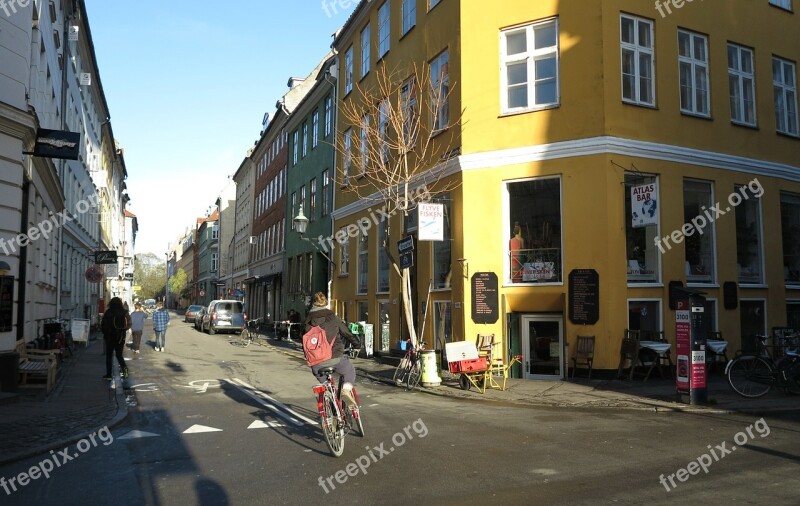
[312,349,365,457]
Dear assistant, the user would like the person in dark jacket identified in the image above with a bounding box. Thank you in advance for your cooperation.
[101,297,129,380]
[304,292,361,406]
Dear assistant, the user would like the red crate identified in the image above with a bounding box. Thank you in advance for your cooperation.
[449,357,487,373]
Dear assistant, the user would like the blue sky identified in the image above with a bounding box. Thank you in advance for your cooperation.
[83,0,352,255]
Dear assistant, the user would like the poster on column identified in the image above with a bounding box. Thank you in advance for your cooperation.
[631,182,658,228]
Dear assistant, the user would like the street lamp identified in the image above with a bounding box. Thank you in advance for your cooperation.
[293,205,309,236]
[164,251,169,310]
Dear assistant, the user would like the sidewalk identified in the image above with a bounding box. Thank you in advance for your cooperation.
[0,337,128,467]
[1,334,798,468]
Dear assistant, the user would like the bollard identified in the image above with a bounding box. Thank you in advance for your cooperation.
[421,349,441,387]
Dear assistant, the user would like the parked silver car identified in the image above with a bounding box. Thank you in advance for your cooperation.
[199,300,247,335]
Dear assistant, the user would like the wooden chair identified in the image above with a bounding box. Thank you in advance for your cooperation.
[476,334,504,372]
[571,335,595,380]
[15,339,58,393]
[617,330,642,380]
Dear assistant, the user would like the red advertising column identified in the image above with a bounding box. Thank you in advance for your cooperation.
[676,300,690,395]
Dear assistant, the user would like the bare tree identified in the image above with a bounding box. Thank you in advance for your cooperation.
[332,61,461,347]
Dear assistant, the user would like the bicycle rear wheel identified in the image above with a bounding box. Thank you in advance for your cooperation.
[320,390,345,457]
[406,358,422,391]
[727,356,774,398]
[239,329,251,347]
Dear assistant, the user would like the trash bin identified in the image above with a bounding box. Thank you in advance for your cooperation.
[421,350,441,387]
[0,352,20,392]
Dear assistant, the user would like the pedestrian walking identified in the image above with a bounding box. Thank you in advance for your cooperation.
[152,301,170,352]
[129,302,147,353]
[100,297,130,380]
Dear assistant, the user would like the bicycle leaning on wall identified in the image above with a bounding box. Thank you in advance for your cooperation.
[726,333,800,398]
[392,339,425,391]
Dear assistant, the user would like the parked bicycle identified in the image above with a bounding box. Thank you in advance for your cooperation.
[313,348,364,457]
[726,333,800,398]
[392,339,425,391]
[237,317,266,347]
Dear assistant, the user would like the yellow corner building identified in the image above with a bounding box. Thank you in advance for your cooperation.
[329,0,800,379]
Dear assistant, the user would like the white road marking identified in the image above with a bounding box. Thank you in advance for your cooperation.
[229,378,318,426]
[118,430,160,440]
[184,424,223,434]
[247,420,286,429]
[179,379,227,393]
[130,383,158,392]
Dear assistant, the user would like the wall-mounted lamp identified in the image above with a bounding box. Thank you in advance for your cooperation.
[0,261,11,276]
[293,205,309,236]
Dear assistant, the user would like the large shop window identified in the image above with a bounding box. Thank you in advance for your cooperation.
[507,177,562,284]
[377,219,390,293]
[787,301,800,329]
[432,194,452,289]
[628,300,661,333]
[625,174,659,284]
[781,193,800,285]
[683,180,716,284]
[735,185,764,284]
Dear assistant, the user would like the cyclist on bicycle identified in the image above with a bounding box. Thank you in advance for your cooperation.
[304,292,361,406]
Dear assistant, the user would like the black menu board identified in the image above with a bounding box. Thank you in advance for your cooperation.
[569,269,599,325]
[471,272,499,324]
[0,276,13,332]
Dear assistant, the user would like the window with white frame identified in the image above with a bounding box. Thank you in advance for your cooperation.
[360,114,370,175]
[302,122,308,157]
[683,180,716,284]
[401,77,418,145]
[402,0,416,35]
[212,224,219,240]
[343,128,352,183]
[735,184,764,284]
[324,96,333,137]
[430,49,449,130]
[625,174,660,284]
[361,24,371,78]
[773,57,798,136]
[290,192,297,226]
[787,301,800,329]
[378,2,390,57]
[769,0,792,10]
[211,253,218,272]
[292,130,299,165]
[300,185,306,217]
[501,18,559,113]
[780,193,800,284]
[507,177,562,284]
[309,178,317,222]
[312,110,319,148]
[340,231,350,275]
[357,231,369,294]
[322,169,331,216]
[728,43,756,126]
[740,300,766,352]
[628,300,661,333]
[620,14,655,106]
[345,46,353,95]
[678,30,710,116]
[378,98,389,163]
[377,219,390,293]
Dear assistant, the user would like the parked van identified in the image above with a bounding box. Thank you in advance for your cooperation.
[199,300,247,335]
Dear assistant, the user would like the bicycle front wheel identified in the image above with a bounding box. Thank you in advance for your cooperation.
[406,359,422,391]
[785,359,800,395]
[320,390,345,457]
[727,356,774,398]
[393,356,409,385]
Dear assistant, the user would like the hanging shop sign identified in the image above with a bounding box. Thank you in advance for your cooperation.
[631,182,659,228]
[29,129,81,160]
[85,265,104,283]
[94,250,118,264]
[418,203,444,241]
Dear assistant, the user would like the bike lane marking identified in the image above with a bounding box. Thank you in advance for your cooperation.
[228,378,317,426]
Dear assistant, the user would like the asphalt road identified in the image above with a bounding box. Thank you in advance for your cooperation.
[1,318,798,505]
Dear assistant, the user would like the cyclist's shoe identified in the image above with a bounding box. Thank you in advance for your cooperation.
[122,368,129,379]
[341,383,358,408]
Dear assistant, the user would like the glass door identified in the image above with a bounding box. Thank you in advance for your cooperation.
[521,315,564,379]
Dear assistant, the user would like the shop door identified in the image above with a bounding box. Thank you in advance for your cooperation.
[521,315,564,379]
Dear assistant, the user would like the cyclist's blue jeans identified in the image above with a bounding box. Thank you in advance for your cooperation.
[312,355,356,386]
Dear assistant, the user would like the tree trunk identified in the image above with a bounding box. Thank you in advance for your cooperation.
[401,267,417,348]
